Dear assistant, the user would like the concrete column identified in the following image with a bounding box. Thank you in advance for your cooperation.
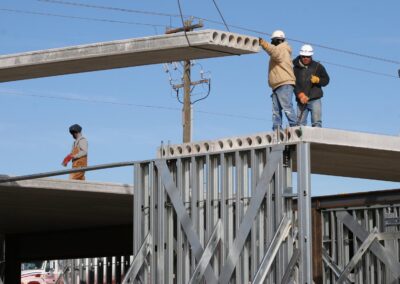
[4,236,20,284]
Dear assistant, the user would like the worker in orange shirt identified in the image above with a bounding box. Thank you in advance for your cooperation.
[62,124,88,180]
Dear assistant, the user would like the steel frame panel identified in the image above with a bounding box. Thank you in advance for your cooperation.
[218,146,284,283]
[251,215,292,283]
[10,141,318,284]
[36,142,315,283]
[322,206,400,284]
[336,228,378,283]
[122,232,152,284]
[126,144,307,283]
[189,220,223,284]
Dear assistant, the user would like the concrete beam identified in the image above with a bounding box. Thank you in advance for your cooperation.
[0,178,133,234]
[159,127,400,182]
[0,30,259,82]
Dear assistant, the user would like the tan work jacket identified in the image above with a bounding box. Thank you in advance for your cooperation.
[260,41,296,90]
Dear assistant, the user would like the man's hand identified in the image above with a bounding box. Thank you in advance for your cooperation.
[297,92,309,105]
[62,154,73,167]
[311,75,320,84]
[259,37,268,49]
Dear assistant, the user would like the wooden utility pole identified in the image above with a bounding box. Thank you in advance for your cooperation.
[166,19,205,143]
[182,59,191,143]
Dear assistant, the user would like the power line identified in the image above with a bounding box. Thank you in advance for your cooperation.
[211,0,230,32]
[0,8,167,28]
[0,90,267,121]
[320,60,398,79]
[35,0,400,66]
[6,3,399,77]
[176,0,191,46]
[37,0,181,18]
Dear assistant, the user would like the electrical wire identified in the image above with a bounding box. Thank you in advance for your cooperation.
[192,79,211,104]
[35,0,400,66]
[211,0,230,32]
[175,0,238,57]
[175,89,184,104]
[0,90,267,121]
[320,60,398,78]
[176,0,191,46]
[0,8,167,28]
[37,0,181,18]
[5,2,399,77]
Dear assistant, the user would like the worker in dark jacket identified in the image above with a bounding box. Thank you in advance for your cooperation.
[293,44,330,127]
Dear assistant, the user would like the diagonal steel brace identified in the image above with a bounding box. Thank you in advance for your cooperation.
[189,220,223,284]
[321,248,352,284]
[252,214,292,283]
[155,160,218,284]
[337,227,378,283]
[336,211,400,279]
[218,145,284,284]
[122,232,152,284]
[281,248,300,284]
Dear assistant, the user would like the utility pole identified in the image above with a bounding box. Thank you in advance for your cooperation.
[183,58,191,143]
[166,19,206,143]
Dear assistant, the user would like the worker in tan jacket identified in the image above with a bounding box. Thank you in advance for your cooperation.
[259,30,298,130]
[62,124,88,180]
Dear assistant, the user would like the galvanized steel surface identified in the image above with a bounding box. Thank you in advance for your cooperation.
[131,145,300,283]
[321,205,400,283]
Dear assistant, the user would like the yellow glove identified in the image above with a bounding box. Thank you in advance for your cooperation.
[311,75,320,84]
[297,92,309,104]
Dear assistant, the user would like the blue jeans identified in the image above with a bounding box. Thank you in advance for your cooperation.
[297,98,322,127]
[271,85,298,130]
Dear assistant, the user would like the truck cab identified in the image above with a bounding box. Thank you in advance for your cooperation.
[21,261,61,284]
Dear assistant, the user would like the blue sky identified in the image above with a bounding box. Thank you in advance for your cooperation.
[0,0,399,195]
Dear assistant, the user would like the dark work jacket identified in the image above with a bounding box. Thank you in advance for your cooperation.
[293,56,330,101]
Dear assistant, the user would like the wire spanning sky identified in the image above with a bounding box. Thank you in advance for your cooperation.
[0,0,399,194]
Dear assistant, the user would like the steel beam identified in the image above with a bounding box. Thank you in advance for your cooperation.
[281,248,300,284]
[188,220,223,284]
[297,142,313,284]
[122,233,151,284]
[337,228,378,283]
[155,160,218,284]
[0,30,259,82]
[218,145,284,283]
[377,232,400,240]
[251,215,292,283]
[336,211,400,278]
[321,248,351,283]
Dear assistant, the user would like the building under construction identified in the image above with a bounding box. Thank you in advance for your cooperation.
[0,30,400,284]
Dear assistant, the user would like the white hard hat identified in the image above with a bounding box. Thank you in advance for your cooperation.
[299,44,314,56]
[271,30,285,40]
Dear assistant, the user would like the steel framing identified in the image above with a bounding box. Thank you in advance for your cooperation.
[127,143,311,283]
[47,256,133,284]
[321,206,400,283]
[1,141,314,283]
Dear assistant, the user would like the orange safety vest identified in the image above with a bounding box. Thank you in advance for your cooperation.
[70,146,87,180]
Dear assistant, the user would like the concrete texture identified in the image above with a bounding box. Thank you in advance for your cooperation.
[0,178,133,234]
[159,126,400,182]
[0,29,259,82]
